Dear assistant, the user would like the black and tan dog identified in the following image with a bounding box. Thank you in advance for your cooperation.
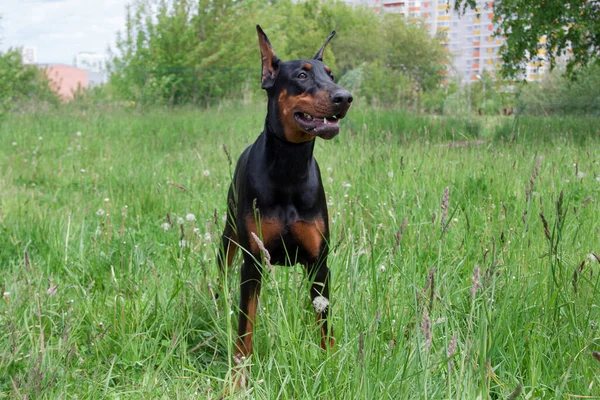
[218,25,353,367]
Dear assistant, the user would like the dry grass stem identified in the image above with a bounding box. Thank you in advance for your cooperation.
[420,306,432,353]
[447,333,457,373]
[526,156,542,202]
[572,260,585,294]
[441,187,450,234]
[470,264,482,298]
[539,210,551,241]
[507,383,523,400]
[168,182,187,191]
[251,232,273,272]
[392,217,408,255]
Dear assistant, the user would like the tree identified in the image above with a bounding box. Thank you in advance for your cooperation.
[0,49,57,116]
[454,0,600,78]
[381,14,449,92]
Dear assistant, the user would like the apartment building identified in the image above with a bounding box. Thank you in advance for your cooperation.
[355,0,545,82]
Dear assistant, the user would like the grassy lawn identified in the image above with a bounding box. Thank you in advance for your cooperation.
[1,104,599,398]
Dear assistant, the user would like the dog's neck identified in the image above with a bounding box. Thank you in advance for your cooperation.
[261,110,316,181]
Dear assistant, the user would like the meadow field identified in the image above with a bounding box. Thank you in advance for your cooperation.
[1,104,599,398]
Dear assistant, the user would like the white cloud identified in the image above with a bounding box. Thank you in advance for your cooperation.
[0,0,127,63]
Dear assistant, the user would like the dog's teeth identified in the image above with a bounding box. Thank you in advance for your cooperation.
[324,118,327,124]
[332,115,337,120]
[304,113,312,120]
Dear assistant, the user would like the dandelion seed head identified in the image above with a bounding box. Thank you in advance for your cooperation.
[161,223,170,231]
[186,213,196,222]
[388,171,394,178]
[203,233,212,242]
[379,264,386,272]
[76,131,82,137]
[342,182,352,188]
[312,296,329,313]
[80,169,86,173]
[177,217,184,225]
[203,170,210,177]
[12,142,17,146]
[96,208,105,216]
[178,239,188,248]
[577,171,585,178]
[327,167,333,173]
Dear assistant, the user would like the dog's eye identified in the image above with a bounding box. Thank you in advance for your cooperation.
[298,72,308,79]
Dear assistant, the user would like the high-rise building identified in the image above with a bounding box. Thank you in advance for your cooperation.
[20,46,37,65]
[74,52,106,73]
[74,52,108,86]
[363,0,546,82]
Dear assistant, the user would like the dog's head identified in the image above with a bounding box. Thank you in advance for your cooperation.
[257,25,353,143]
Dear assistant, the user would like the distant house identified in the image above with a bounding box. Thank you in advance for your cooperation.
[41,64,89,101]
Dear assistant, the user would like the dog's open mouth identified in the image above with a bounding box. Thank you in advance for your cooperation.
[294,112,343,139]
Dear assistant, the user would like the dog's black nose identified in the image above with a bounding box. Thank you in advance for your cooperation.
[332,90,353,106]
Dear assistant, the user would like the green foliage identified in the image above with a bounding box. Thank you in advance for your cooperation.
[454,0,600,79]
[110,0,276,105]
[109,0,448,106]
[517,65,600,116]
[0,48,58,117]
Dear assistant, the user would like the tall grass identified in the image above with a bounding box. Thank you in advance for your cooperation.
[1,105,599,398]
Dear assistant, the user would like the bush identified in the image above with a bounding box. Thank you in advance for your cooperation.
[0,49,58,117]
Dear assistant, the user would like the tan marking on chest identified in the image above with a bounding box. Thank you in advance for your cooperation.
[290,218,326,258]
[245,214,284,255]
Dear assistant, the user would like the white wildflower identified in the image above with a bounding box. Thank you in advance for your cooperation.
[12,142,17,146]
[96,209,105,216]
[379,264,386,272]
[161,223,170,231]
[203,170,210,177]
[342,182,352,188]
[327,167,333,173]
[80,169,86,173]
[186,213,196,222]
[312,296,330,313]
[177,217,184,225]
[76,131,82,137]
[388,171,394,178]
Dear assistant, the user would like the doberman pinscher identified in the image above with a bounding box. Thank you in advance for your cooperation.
[218,25,353,367]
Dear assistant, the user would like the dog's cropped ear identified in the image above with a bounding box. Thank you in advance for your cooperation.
[313,30,336,61]
[257,25,280,90]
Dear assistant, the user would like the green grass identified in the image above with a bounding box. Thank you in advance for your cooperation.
[1,104,599,398]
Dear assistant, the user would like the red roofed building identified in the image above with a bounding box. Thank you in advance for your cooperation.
[42,64,88,101]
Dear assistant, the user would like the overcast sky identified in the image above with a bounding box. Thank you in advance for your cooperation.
[0,0,127,64]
